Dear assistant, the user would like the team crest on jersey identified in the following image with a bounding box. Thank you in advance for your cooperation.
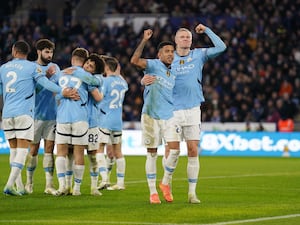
[166,70,170,77]
[36,66,42,74]
[179,60,185,65]
[187,57,192,62]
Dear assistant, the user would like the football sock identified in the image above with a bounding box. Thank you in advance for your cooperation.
[9,148,17,165]
[88,154,98,189]
[162,155,166,171]
[10,148,24,190]
[26,155,38,185]
[43,153,54,188]
[96,153,107,183]
[6,148,28,188]
[73,164,85,192]
[146,152,158,195]
[162,149,180,185]
[116,157,125,187]
[55,156,66,190]
[66,153,74,189]
[106,157,115,184]
[187,156,199,195]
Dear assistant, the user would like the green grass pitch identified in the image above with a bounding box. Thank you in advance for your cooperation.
[0,155,299,225]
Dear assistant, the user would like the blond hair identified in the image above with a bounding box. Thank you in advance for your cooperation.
[175,28,192,39]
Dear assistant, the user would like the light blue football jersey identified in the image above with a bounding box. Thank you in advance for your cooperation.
[171,49,206,110]
[98,75,128,131]
[142,59,175,120]
[0,58,60,118]
[171,28,226,111]
[88,74,104,128]
[56,66,95,123]
[34,62,60,120]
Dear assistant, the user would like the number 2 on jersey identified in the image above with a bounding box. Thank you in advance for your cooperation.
[6,71,17,93]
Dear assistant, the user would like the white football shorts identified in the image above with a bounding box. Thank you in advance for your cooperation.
[173,106,201,141]
[141,114,181,148]
[98,128,122,145]
[87,127,100,151]
[2,115,34,141]
[32,120,56,144]
[55,121,89,145]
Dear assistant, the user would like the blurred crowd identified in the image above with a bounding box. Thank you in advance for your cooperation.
[0,0,299,125]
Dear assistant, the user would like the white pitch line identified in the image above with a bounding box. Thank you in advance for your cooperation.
[125,171,300,184]
[205,213,300,225]
[201,172,300,180]
[0,214,300,224]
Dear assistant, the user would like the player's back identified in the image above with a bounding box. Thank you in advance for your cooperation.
[56,66,89,123]
[98,75,128,131]
[0,58,40,118]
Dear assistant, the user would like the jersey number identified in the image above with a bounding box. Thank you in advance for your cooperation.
[59,76,82,89]
[110,89,126,109]
[6,71,17,93]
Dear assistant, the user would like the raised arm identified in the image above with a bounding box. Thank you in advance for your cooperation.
[130,29,153,69]
[195,24,227,58]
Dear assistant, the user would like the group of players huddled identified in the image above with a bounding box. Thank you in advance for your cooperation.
[1,38,128,197]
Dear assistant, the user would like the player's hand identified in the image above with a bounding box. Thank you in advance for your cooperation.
[143,29,153,41]
[62,88,80,100]
[63,67,76,75]
[141,74,156,86]
[46,65,56,78]
[195,24,206,34]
